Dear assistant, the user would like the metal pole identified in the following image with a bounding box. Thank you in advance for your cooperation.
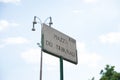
[37,42,43,80]
[40,23,43,80]
[40,47,43,80]
[60,57,64,80]
[32,16,53,80]
[37,42,42,80]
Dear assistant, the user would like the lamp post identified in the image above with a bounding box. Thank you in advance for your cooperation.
[32,16,53,80]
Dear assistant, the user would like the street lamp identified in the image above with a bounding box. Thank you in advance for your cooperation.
[32,16,53,80]
[32,16,53,31]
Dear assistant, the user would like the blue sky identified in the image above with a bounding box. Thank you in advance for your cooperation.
[0,0,120,80]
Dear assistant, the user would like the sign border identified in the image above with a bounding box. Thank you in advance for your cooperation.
[41,24,78,64]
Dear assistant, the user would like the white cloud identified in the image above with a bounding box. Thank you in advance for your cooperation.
[117,24,120,31]
[0,20,19,31]
[83,0,98,3]
[21,48,40,64]
[80,0,119,21]
[0,37,29,48]
[21,41,102,67]
[72,10,83,14]
[0,20,9,31]
[0,44,5,48]
[2,37,30,45]
[99,32,120,44]
[21,48,59,65]
[77,42,102,67]
[0,0,21,4]
[91,4,119,19]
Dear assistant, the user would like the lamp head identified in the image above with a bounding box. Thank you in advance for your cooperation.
[32,16,37,31]
[49,17,53,27]
[32,28,35,31]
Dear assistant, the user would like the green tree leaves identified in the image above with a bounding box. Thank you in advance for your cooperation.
[100,65,120,80]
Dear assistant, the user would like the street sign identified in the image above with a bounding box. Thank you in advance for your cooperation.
[42,23,78,64]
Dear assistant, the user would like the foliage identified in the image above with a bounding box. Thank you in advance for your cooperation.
[100,65,120,80]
